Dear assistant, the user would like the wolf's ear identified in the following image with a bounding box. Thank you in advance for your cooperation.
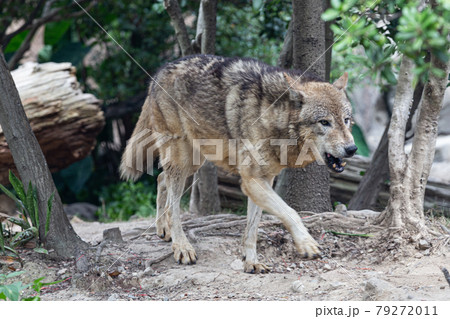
[333,72,348,90]
[284,73,306,102]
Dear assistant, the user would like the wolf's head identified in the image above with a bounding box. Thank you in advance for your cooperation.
[284,72,357,173]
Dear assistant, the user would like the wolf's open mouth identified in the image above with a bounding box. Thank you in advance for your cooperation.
[325,153,346,173]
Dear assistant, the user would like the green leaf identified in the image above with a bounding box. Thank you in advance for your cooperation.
[3,30,30,54]
[44,20,72,45]
[0,281,28,301]
[331,0,341,9]
[0,222,5,254]
[322,9,340,21]
[45,193,55,237]
[26,181,36,227]
[9,171,26,205]
[252,0,263,11]
[33,247,48,255]
[8,217,30,230]
[0,183,21,207]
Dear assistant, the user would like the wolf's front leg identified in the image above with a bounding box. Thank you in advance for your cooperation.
[242,198,272,274]
[241,176,320,259]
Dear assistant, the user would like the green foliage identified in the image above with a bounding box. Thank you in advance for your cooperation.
[0,171,54,254]
[323,0,449,88]
[352,123,370,157]
[97,179,158,221]
[216,1,290,65]
[0,271,62,301]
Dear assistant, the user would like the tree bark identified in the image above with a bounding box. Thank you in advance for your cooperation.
[376,53,450,241]
[275,0,332,213]
[349,82,423,210]
[323,0,332,82]
[0,52,87,258]
[164,0,194,56]
[0,61,105,185]
[189,0,221,216]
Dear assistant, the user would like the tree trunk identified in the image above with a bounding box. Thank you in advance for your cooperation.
[164,0,194,56]
[0,61,105,185]
[0,52,87,258]
[275,0,332,213]
[376,53,450,241]
[349,82,423,210]
[189,0,221,215]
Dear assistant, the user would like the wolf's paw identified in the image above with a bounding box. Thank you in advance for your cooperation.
[295,236,321,260]
[244,261,272,274]
[156,221,172,242]
[172,242,197,265]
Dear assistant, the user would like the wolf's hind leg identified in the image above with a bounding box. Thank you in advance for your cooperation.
[242,198,272,274]
[164,169,197,265]
[156,172,172,241]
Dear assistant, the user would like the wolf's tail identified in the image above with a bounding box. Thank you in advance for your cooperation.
[119,96,158,181]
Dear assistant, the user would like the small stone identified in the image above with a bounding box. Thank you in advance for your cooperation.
[224,250,231,256]
[440,286,446,290]
[323,264,332,271]
[103,227,124,243]
[418,239,431,250]
[143,267,154,276]
[298,262,304,268]
[286,267,292,272]
[108,293,120,301]
[57,268,67,275]
[335,204,347,215]
[291,280,304,293]
[290,263,296,268]
[329,282,345,290]
[241,293,250,298]
[230,259,244,271]
[227,293,235,299]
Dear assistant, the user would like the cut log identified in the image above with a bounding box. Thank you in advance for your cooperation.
[0,62,105,185]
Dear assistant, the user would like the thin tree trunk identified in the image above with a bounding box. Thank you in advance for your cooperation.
[0,52,87,258]
[376,52,450,241]
[275,0,332,213]
[349,83,423,210]
[164,0,194,56]
[189,0,221,216]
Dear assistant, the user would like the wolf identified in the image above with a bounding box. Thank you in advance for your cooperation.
[120,55,357,273]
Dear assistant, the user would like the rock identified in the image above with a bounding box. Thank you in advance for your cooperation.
[108,293,120,301]
[418,239,431,250]
[57,268,67,275]
[364,277,413,301]
[230,259,244,271]
[75,253,90,273]
[323,264,332,271]
[329,281,345,290]
[103,227,124,243]
[335,204,347,215]
[291,280,304,293]
[227,293,235,299]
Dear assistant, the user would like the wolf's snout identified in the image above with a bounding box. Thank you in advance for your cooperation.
[345,144,358,157]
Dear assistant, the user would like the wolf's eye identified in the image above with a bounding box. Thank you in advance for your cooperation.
[344,118,351,125]
[319,120,330,126]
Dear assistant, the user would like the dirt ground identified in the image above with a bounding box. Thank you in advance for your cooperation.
[2,212,449,301]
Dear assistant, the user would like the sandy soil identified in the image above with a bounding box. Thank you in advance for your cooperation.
[2,213,449,301]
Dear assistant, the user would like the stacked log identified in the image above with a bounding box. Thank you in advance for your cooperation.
[0,62,105,185]
[217,156,450,216]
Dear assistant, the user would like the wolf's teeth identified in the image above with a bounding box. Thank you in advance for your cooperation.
[332,163,336,169]
[342,162,347,167]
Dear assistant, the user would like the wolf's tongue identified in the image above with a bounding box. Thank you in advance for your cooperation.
[326,153,346,173]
